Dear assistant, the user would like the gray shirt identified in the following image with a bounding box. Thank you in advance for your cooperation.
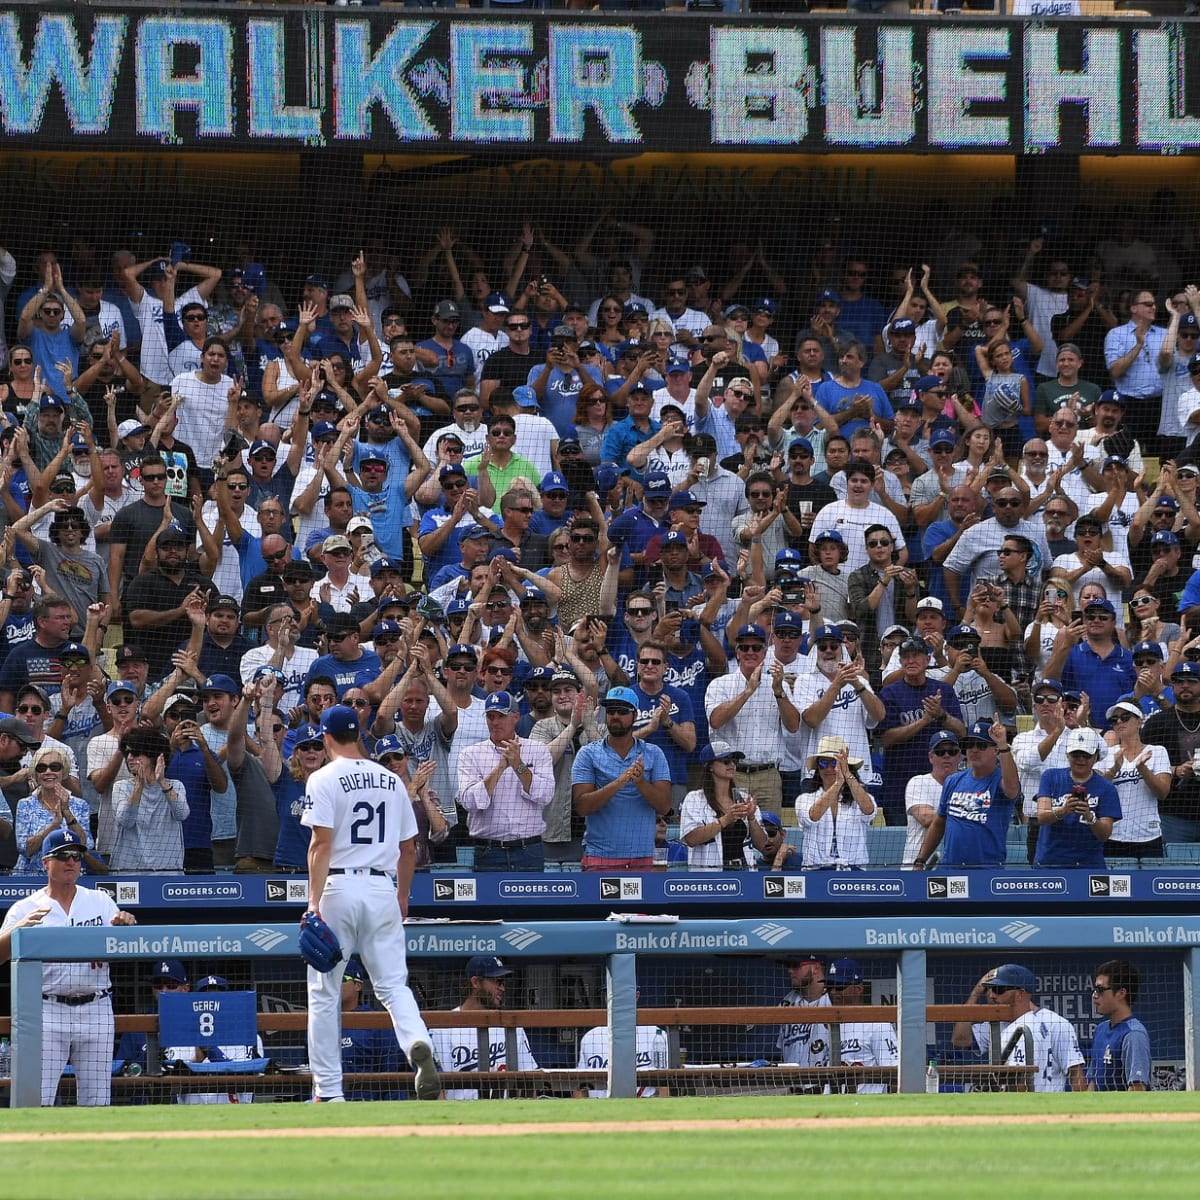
[943,517,1050,591]
[30,540,109,633]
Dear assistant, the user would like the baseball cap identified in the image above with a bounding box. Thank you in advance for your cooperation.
[1102,455,1128,471]
[484,291,510,314]
[600,686,639,711]
[342,959,368,984]
[813,529,844,545]
[520,586,548,606]
[668,490,705,511]
[666,356,691,375]
[320,704,360,737]
[152,959,187,984]
[759,810,784,831]
[812,624,843,643]
[310,421,338,442]
[1106,699,1145,723]
[294,723,324,748]
[115,644,147,664]
[118,418,149,439]
[467,955,512,980]
[624,302,649,319]
[551,668,580,688]
[1033,678,1063,695]
[60,642,91,664]
[1151,529,1180,547]
[890,317,916,336]
[484,691,518,716]
[39,395,67,412]
[523,665,555,686]
[157,522,189,545]
[929,729,961,752]
[661,530,688,549]
[347,515,374,535]
[42,828,86,859]
[195,976,229,992]
[947,624,981,645]
[439,463,467,482]
[445,643,478,664]
[914,374,943,394]
[752,297,777,315]
[1131,640,1164,660]
[899,637,931,656]
[512,385,539,409]
[1065,727,1102,756]
[200,674,241,697]
[1172,661,1200,681]
[208,594,240,614]
[433,299,461,320]
[930,428,958,448]
[1153,497,1180,512]
[372,734,406,761]
[916,596,944,614]
[734,623,767,644]
[304,274,329,290]
[1069,276,1091,291]
[988,964,1037,993]
[816,288,840,304]
[248,438,277,459]
[788,436,815,457]
[1097,390,1126,408]
[105,680,138,702]
[774,611,805,634]
[359,448,387,467]
[880,624,909,642]
[824,958,863,987]
[539,471,568,494]
[642,471,672,497]
[322,534,352,554]
[962,720,998,746]
[1082,597,1116,615]
[701,740,746,763]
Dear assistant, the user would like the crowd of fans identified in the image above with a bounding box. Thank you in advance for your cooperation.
[1,203,1199,878]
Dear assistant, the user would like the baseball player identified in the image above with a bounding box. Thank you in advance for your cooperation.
[576,988,668,1098]
[823,957,897,1095]
[430,956,539,1100]
[0,827,137,1106]
[952,963,1085,1092]
[776,955,832,1090]
[301,704,440,1103]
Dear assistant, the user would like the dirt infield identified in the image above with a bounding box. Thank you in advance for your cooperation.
[3,1110,1199,1145]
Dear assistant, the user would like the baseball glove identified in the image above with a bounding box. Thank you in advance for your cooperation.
[298,911,344,973]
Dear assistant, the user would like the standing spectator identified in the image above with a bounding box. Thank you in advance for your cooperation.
[571,686,671,871]
[0,595,76,710]
[814,460,906,574]
[902,730,962,868]
[1142,661,1200,843]
[529,668,594,866]
[798,739,877,870]
[110,728,188,872]
[1100,698,1170,860]
[834,259,887,353]
[0,828,136,1106]
[416,299,475,401]
[951,963,1085,1093]
[679,740,768,871]
[1088,960,1152,1092]
[16,260,87,400]
[1051,276,1119,389]
[847,525,919,684]
[705,623,800,824]
[1034,726,1120,868]
[1042,597,1134,732]
[1010,245,1071,381]
[1104,288,1167,453]
[456,691,554,872]
[629,639,696,808]
[914,717,1018,868]
[879,637,966,826]
[376,737,447,872]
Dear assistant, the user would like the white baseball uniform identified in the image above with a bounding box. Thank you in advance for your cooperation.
[777,991,832,1071]
[837,1020,898,1094]
[577,1024,668,1098]
[971,1007,1084,1092]
[1,884,119,1106]
[430,1015,539,1100]
[301,755,432,1102]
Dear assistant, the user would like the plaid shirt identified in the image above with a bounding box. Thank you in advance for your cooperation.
[987,569,1041,633]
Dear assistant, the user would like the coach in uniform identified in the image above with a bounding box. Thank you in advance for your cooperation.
[0,827,137,1106]
[300,704,440,1104]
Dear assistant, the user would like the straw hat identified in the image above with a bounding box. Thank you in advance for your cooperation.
[805,734,863,772]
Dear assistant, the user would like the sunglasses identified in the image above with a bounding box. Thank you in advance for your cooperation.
[866,539,892,549]
[506,322,531,331]
[17,704,45,715]
[571,534,597,544]
[736,643,765,653]
[141,473,167,482]
[638,657,664,666]
[40,307,64,317]
[35,761,65,772]
[1033,694,1062,704]
[931,746,960,757]
[1130,596,1155,608]
[627,607,653,617]
[1110,713,1138,725]
[994,499,1022,509]
[345,699,371,708]
[10,356,33,366]
[815,757,838,769]
[987,985,1015,996]
[49,849,83,862]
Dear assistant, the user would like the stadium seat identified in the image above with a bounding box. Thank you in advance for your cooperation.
[865,826,906,867]
[1165,843,1200,865]
[1007,825,1030,865]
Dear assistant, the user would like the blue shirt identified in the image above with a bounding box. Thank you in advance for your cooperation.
[417,337,475,398]
[1087,1016,1152,1091]
[169,744,214,852]
[348,477,410,559]
[629,683,694,785]
[937,765,1017,867]
[879,679,963,814]
[1033,768,1121,868]
[304,650,382,698]
[1104,321,1168,398]
[602,416,661,482]
[1059,642,1135,732]
[273,769,311,870]
[527,363,605,437]
[814,376,893,438]
[571,737,671,858]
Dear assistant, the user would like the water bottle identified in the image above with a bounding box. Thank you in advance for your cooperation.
[925,1058,939,1094]
[0,1037,11,1078]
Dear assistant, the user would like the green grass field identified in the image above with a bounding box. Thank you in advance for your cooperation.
[3,1094,1199,1200]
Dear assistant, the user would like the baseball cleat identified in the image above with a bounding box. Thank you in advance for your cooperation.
[308,1095,346,1103]
[409,1039,441,1100]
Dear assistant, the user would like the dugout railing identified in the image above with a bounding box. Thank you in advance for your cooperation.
[6,915,1199,1106]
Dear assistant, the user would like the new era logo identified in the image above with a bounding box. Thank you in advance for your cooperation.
[599,878,621,900]
[1001,920,1041,944]
[927,877,948,899]
[1090,875,1111,896]
[94,882,117,901]
[433,879,456,901]
[248,928,288,951]
[753,921,791,946]
[763,877,785,899]
[502,927,542,951]
[266,880,288,902]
